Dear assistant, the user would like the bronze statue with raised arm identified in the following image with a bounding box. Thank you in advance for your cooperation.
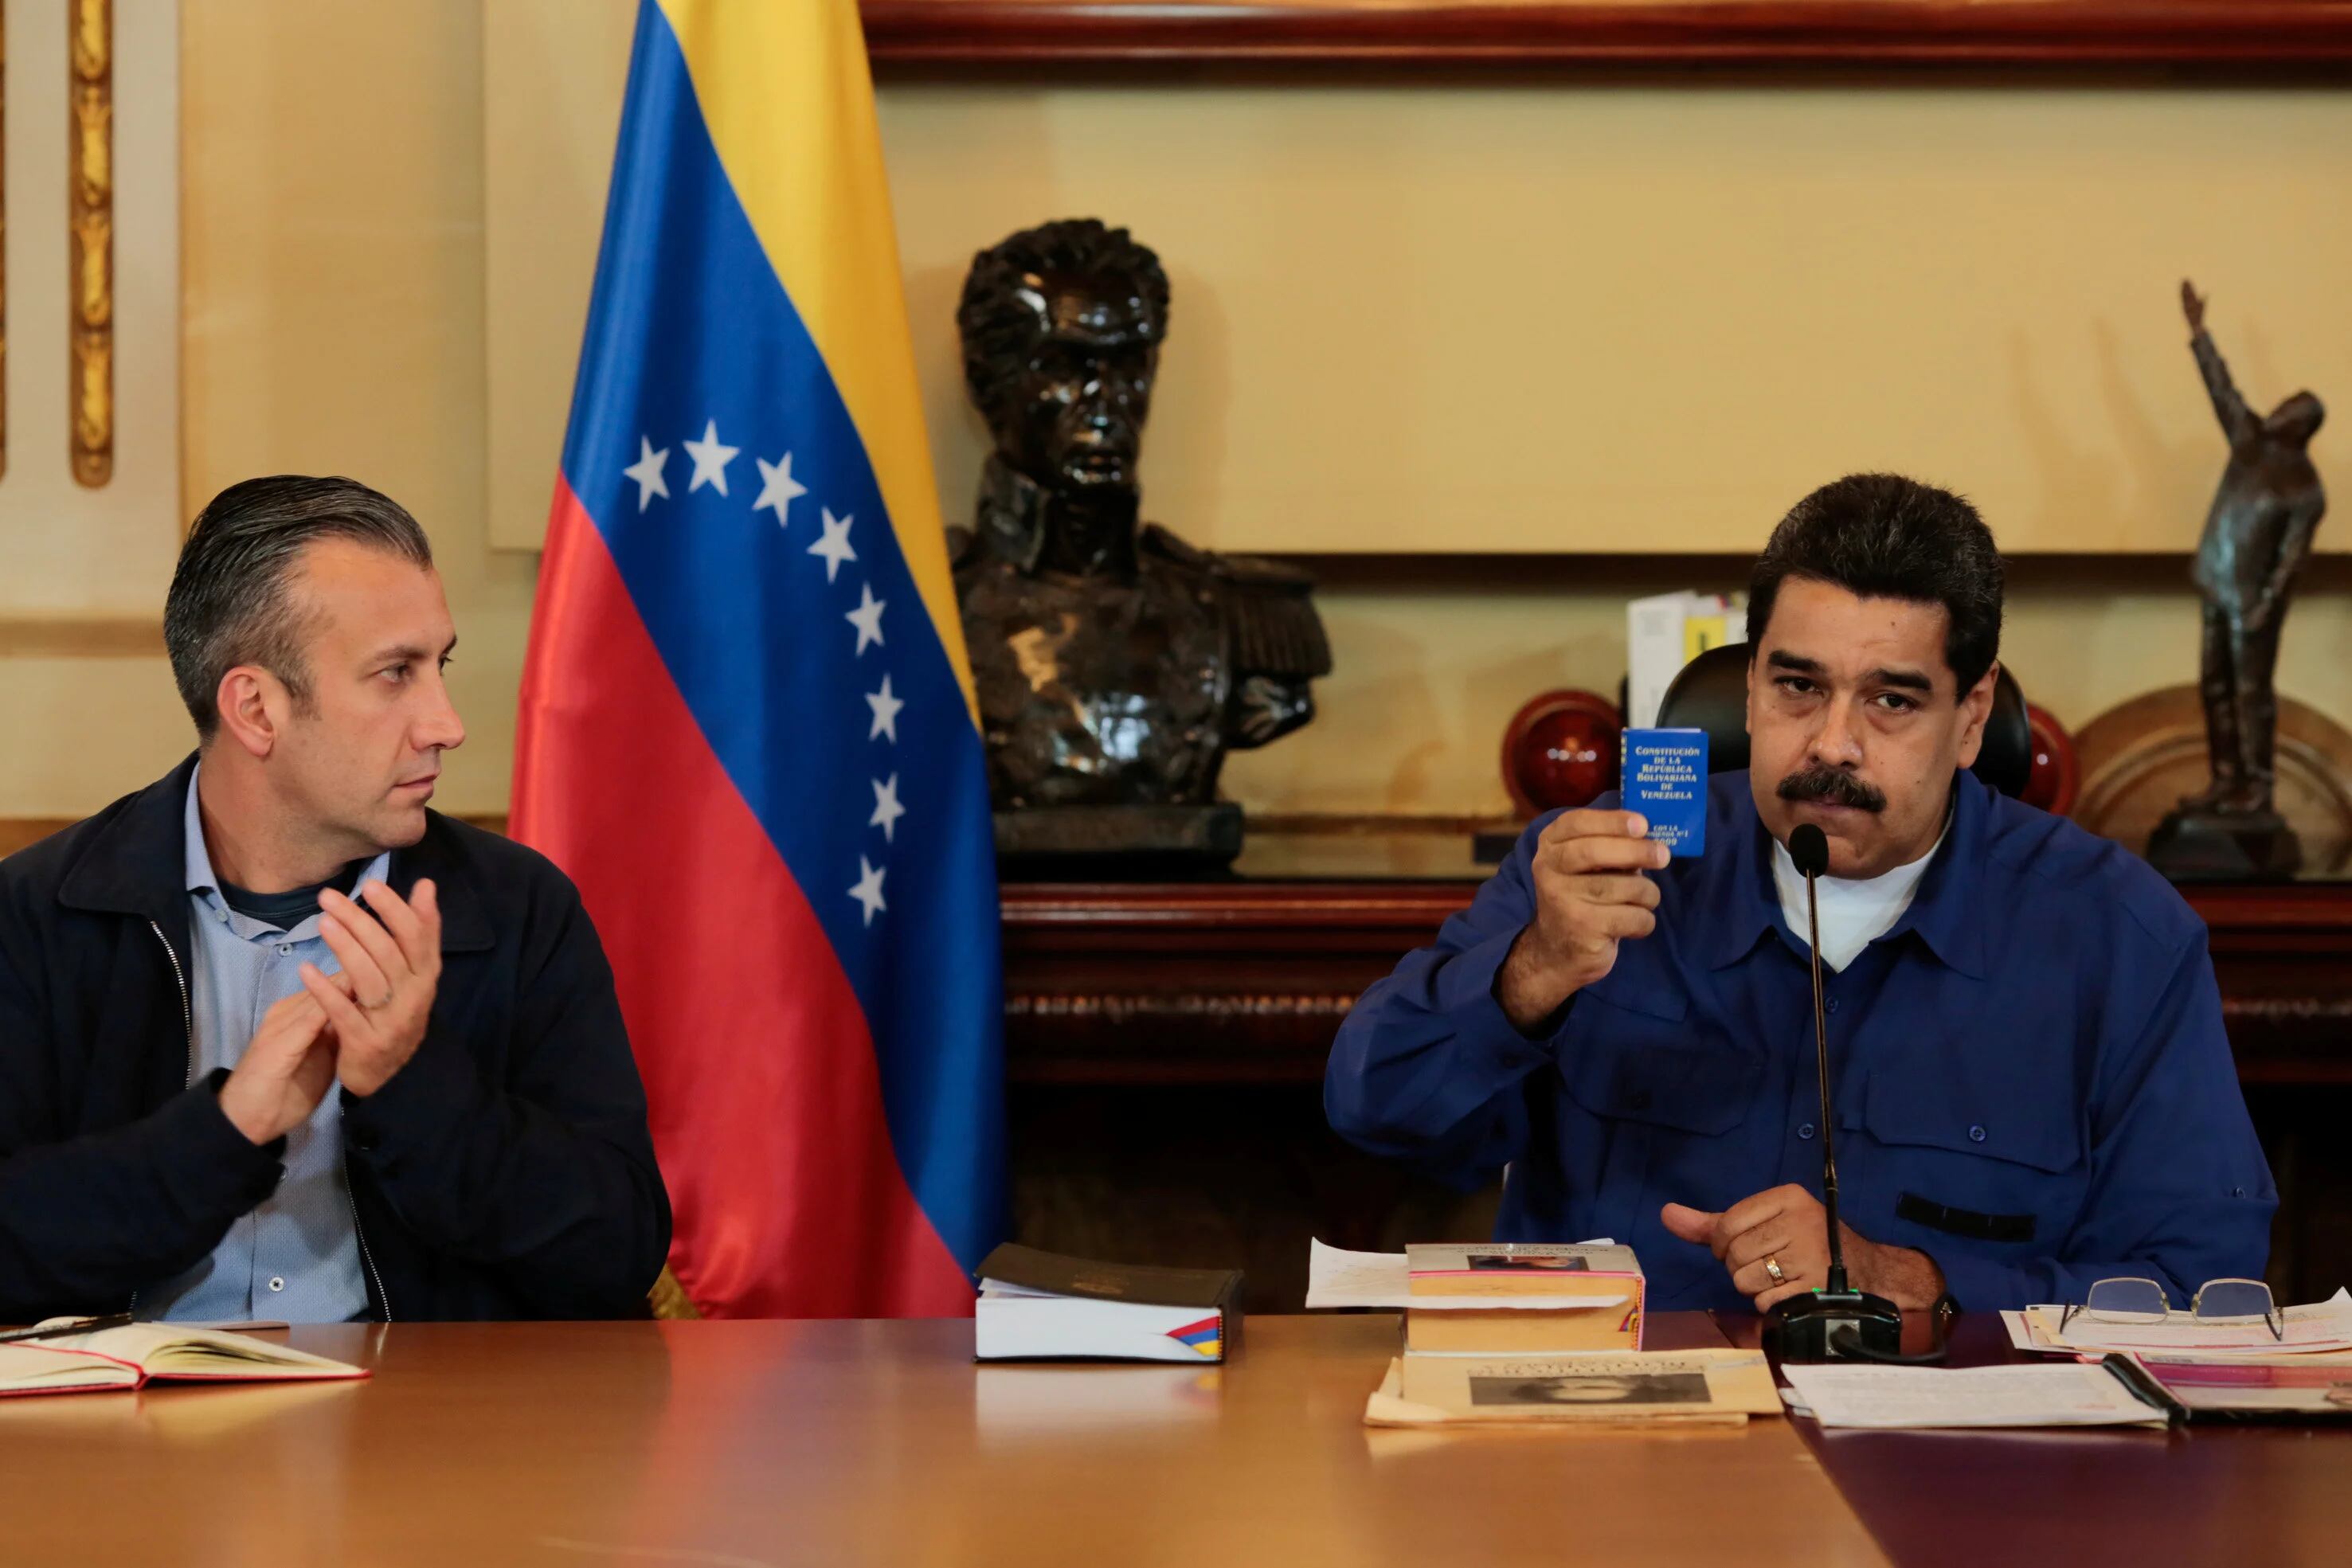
[2148,280,2327,879]
[950,219,1330,870]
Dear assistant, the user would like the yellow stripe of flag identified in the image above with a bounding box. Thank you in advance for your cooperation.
[656,0,977,723]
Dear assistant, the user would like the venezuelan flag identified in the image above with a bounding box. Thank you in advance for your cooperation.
[511,0,1003,1317]
[1167,1317,1223,1359]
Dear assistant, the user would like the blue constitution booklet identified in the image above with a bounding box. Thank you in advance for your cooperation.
[1622,729,1708,858]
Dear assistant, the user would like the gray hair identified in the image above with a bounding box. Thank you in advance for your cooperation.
[164,475,434,737]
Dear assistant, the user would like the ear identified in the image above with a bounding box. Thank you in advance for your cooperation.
[1742,651,1758,739]
[213,665,288,760]
[1952,661,1998,769]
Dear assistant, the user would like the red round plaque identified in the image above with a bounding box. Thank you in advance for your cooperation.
[2020,702,2080,818]
[1500,690,1623,817]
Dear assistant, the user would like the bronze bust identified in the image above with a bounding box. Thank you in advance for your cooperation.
[951,219,1329,866]
[2149,281,2327,879]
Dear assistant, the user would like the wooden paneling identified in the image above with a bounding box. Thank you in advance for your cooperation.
[863,1,2352,68]
[1003,874,2352,1082]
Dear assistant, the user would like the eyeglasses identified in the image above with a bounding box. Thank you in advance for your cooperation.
[2060,1276,2280,1341]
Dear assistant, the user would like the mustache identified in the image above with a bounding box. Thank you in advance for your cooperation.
[1777,764,1887,815]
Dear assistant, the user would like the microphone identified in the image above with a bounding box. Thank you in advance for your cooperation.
[1763,823,1904,1363]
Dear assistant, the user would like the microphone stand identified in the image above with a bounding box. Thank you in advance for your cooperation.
[1763,834,1904,1363]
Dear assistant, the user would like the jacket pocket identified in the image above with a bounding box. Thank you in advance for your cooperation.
[1567,1030,1762,1138]
[1562,1004,1763,1285]
[1851,1062,2087,1252]
[1858,1065,2081,1175]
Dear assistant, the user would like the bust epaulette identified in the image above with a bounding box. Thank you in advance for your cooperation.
[1140,525,1332,678]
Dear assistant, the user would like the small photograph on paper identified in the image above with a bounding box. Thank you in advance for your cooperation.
[1465,1252,1591,1274]
[1469,1371,1710,1407]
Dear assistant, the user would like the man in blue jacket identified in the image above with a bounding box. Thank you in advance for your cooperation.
[0,476,670,1321]
[1327,474,2275,1314]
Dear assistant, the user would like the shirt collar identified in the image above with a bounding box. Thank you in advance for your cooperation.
[1880,770,1990,980]
[183,764,220,898]
[1701,768,1989,980]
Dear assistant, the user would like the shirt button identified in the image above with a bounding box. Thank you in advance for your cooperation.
[1968,1124,1987,1143]
[277,944,293,956]
[1798,1123,1816,1140]
[1825,997,1840,1015]
[268,1277,286,1292]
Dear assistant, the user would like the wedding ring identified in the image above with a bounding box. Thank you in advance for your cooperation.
[1763,1257,1787,1286]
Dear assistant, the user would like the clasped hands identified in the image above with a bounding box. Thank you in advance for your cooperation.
[217,880,442,1145]
[1661,1185,1946,1312]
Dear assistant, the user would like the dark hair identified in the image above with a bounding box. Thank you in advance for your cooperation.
[957,218,1169,409]
[164,475,434,737]
[1745,474,2003,696]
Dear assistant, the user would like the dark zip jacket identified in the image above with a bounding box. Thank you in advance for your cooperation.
[0,756,671,1321]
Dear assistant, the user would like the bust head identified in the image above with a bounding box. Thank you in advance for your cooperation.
[2267,389,2327,447]
[959,219,1168,495]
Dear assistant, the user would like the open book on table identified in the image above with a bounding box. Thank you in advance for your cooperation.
[0,1321,368,1398]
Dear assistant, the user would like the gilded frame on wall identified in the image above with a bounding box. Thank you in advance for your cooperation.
[860,1,2352,66]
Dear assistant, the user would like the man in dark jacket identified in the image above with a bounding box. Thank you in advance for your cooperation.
[0,475,670,1321]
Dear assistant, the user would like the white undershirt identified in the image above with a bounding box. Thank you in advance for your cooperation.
[1771,819,1951,972]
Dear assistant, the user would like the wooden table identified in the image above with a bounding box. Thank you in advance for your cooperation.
[1,1314,1877,1567]
[3,1313,2344,1567]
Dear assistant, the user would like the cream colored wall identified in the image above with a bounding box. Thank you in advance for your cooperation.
[4,0,2350,825]
[0,0,527,819]
[0,0,182,619]
[482,0,2352,557]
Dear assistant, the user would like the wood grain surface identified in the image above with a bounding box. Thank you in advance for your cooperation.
[0,1314,1884,1568]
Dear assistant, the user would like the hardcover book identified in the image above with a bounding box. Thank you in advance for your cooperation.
[974,1244,1243,1363]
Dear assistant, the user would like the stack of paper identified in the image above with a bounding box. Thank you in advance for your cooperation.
[1782,1363,2168,1430]
[2006,1288,2352,1358]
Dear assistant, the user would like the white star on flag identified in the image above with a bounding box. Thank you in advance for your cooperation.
[865,673,904,742]
[846,583,886,655]
[849,856,887,926]
[623,436,670,512]
[753,452,808,529]
[808,508,858,582]
[683,419,740,495]
[870,774,906,843]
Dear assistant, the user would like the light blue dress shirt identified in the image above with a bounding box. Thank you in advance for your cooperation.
[142,770,385,1322]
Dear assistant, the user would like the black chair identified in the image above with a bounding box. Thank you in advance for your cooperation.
[1653,643,2033,798]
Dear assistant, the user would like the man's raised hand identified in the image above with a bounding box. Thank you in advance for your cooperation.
[217,990,342,1145]
[304,879,442,1098]
[1495,808,1668,1030]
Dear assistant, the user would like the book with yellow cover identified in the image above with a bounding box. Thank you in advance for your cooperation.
[1405,1303,1642,1355]
[0,1324,368,1399]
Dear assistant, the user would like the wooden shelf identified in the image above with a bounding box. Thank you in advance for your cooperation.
[866,2,2352,68]
[1002,873,2352,1083]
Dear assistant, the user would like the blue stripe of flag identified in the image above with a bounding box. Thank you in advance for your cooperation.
[556,2,1002,1273]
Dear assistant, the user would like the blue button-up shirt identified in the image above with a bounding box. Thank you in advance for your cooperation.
[1326,769,2277,1312]
[142,771,383,1322]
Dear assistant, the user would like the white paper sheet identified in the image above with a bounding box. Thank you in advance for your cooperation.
[2001,1309,2068,1355]
[1305,1238,1627,1311]
[2021,1288,2352,1357]
[1782,1363,2167,1429]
